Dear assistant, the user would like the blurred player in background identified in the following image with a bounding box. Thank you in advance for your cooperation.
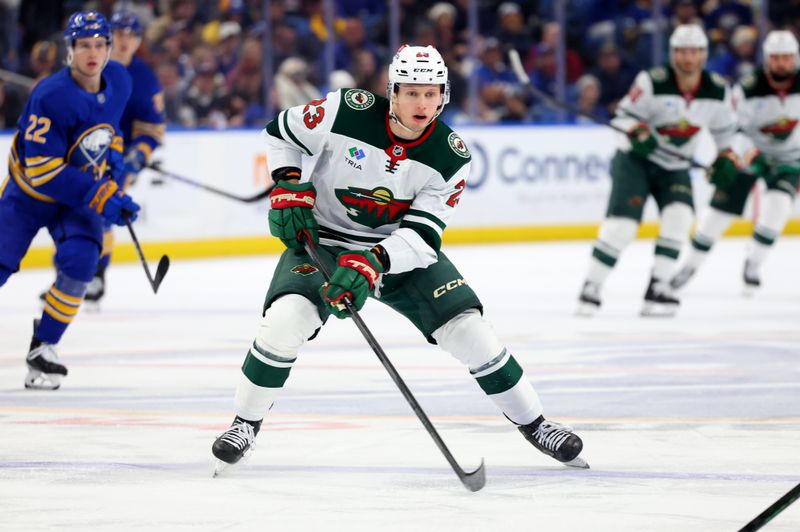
[211,45,588,474]
[0,11,139,390]
[671,30,800,295]
[577,24,738,317]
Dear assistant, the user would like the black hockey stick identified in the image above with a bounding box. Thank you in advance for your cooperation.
[303,239,486,492]
[507,49,713,172]
[125,216,169,293]
[147,162,274,203]
[738,482,800,531]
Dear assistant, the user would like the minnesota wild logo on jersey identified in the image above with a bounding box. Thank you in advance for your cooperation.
[290,263,318,276]
[759,117,799,141]
[335,186,413,228]
[656,120,701,146]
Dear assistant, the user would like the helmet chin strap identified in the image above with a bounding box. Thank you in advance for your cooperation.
[388,99,442,136]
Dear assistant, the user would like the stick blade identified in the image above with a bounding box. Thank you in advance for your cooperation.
[152,255,170,293]
[460,459,486,492]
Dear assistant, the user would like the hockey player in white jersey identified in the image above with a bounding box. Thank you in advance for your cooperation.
[577,24,738,317]
[211,45,588,475]
[671,30,800,294]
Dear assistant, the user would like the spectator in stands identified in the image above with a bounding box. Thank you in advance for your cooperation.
[671,0,704,30]
[274,57,321,110]
[216,21,242,76]
[333,18,380,74]
[588,41,637,115]
[145,0,199,47]
[704,0,753,50]
[28,41,58,87]
[525,21,583,84]
[570,73,609,124]
[227,38,266,126]
[182,60,229,128]
[427,2,459,54]
[329,69,356,91]
[496,2,533,60]
[156,62,185,125]
[707,25,757,82]
[476,37,526,122]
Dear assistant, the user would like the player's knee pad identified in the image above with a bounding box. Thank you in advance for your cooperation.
[432,309,505,371]
[659,202,694,241]
[598,216,638,251]
[54,237,100,283]
[757,190,793,232]
[256,294,322,358]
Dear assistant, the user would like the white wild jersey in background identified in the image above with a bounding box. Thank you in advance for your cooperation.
[264,89,471,273]
[612,66,738,169]
[733,70,800,163]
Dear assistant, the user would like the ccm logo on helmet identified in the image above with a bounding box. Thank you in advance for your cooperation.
[433,278,467,298]
[413,68,434,73]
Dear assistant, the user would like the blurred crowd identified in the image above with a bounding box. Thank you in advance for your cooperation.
[1,0,799,130]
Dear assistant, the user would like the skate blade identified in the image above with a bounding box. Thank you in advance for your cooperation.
[24,371,62,391]
[564,456,590,469]
[742,284,759,298]
[640,302,678,318]
[213,460,232,477]
[575,302,599,317]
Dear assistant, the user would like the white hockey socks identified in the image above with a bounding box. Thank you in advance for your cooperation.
[586,216,638,285]
[748,190,793,267]
[652,203,693,281]
[685,207,735,269]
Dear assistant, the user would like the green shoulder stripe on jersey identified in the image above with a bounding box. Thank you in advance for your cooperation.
[282,110,312,156]
[318,224,385,244]
[406,208,446,230]
[741,70,800,98]
[400,219,442,251]
[331,89,470,182]
[650,66,726,101]
[265,118,282,140]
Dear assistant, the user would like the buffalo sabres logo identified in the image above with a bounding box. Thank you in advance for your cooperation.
[448,132,470,158]
[344,89,375,110]
[76,125,114,171]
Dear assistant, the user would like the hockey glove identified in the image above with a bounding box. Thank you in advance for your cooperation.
[708,152,738,189]
[85,179,141,226]
[107,149,127,185]
[747,151,770,178]
[123,148,147,177]
[268,181,319,249]
[320,250,384,319]
[628,123,658,158]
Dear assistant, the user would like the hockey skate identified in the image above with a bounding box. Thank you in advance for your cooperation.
[25,324,68,390]
[519,416,589,468]
[576,281,601,317]
[82,273,106,312]
[669,265,696,290]
[641,277,679,317]
[742,260,761,297]
[212,417,261,476]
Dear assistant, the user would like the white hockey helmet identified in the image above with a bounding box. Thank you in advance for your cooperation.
[763,30,799,60]
[669,24,708,67]
[387,45,450,120]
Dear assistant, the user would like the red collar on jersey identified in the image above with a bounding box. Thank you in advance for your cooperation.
[383,112,437,170]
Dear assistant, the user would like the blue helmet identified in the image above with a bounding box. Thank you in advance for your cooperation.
[110,11,142,36]
[63,11,112,45]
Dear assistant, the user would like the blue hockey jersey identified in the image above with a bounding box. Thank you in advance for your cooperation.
[4,60,132,208]
[118,56,164,160]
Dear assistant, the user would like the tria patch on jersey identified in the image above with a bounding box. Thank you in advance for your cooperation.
[448,132,470,158]
[760,117,798,141]
[291,263,318,276]
[344,89,375,110]
[335,186,413,228]
[656,120,701,146]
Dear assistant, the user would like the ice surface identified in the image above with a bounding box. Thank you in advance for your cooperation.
[1,239,798,531]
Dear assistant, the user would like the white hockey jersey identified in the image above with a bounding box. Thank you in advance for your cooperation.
[612,66,737,170]
[733,70,800,163]
[264,89,471,274]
